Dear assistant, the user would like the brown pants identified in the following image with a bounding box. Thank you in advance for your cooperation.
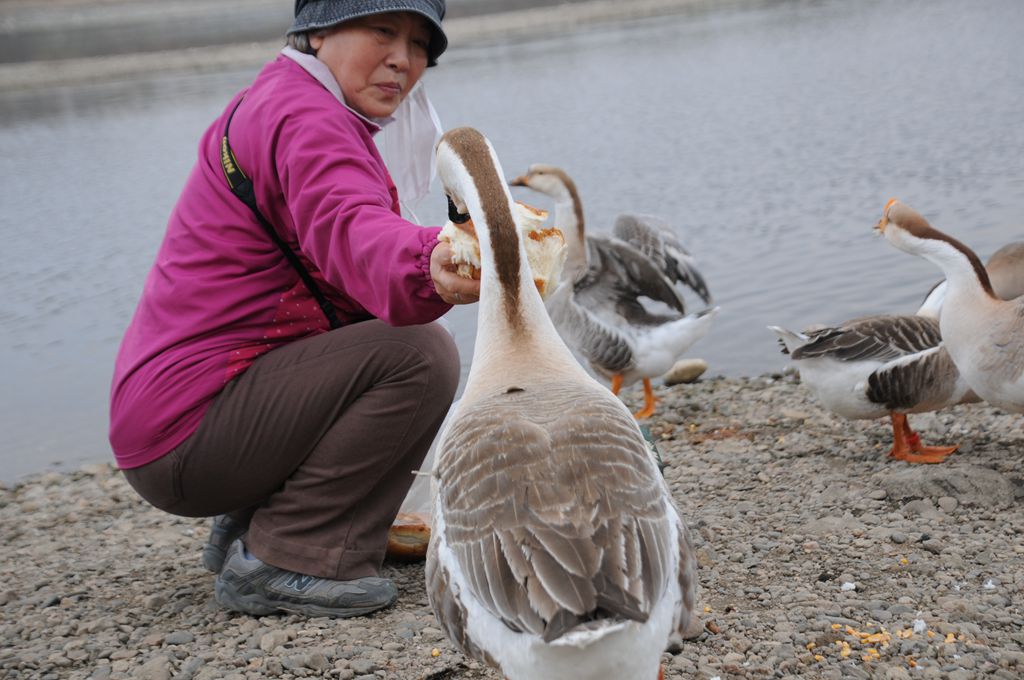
[123,320,459,580]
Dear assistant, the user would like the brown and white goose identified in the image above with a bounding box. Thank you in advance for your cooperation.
[770,239,1024,462]
[877,199,1024,414]
[425,128,700,680]
[509,164,717,419]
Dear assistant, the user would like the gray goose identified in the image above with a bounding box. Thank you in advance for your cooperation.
[509,164,717,419]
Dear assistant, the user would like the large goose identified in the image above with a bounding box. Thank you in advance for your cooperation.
[877,199,1024,413]
[770,240,1024,463]
[426,129,700,680]
[509,165,717,418]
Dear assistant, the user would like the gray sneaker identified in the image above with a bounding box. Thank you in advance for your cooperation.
[214,539,398,618]
[202,515,249,573]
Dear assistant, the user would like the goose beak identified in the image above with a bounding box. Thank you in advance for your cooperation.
[875,197,899,234]
[508,175,529,187]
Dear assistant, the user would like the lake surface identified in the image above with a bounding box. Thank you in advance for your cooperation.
[2,0,1023,480]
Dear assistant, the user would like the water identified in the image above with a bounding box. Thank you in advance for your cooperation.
[2,0,1023,481]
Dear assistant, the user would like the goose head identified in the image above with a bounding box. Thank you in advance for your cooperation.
[436,127,567,312]
[509,163,577,202]
[875,198,996,298]
[874,198,942,253]
[437,127,520,306]
[509,164,587,276]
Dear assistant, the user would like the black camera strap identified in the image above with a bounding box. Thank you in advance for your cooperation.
[220,97,341,330]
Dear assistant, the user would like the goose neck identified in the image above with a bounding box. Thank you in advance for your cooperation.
[920,239,997,302]
[465,266,585,397]
[889,223,997,301]
[942,266,999,313]
[553,197,587,274]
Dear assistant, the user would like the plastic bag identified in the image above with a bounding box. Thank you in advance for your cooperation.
[386,397,459,561]
[375,80,443,220]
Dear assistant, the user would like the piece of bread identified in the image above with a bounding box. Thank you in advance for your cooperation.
[438,218,481,280]
[385,513,431,562]
[517,203,566,299]
[438,201,566,299]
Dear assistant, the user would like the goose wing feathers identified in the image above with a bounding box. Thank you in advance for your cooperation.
[547,289,635,374]
[576,235,688,318]
[866,344,960,411]
[434,386,675,643]
[792,315,941,363]
[612,213,712,305]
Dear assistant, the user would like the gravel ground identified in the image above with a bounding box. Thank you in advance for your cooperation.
[2,374,1023,679]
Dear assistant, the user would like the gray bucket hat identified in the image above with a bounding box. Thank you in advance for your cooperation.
[290,0,448,66]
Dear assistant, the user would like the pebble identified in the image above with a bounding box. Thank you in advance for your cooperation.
[259,630,292,653]
[349,659,378,674]
[144,594,169,610]
[2,376,1022,680]
[903,499,939,516]
[164,631,194,645]
[135,654,173,680]
[662,358,709,386]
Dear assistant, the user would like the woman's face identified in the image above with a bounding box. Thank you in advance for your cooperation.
[310,12,432,119]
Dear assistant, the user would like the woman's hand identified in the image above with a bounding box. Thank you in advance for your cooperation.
[430,241,480,305]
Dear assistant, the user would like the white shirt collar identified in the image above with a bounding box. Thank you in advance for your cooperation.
[281,46,394,131]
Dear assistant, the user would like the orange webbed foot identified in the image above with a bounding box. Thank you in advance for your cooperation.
[886,413,956,463]
[892,448,956,464]
[634,405,657,419]
[891,423,958,463]
[896,434,958,463]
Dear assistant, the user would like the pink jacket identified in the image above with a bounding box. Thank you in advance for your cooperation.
[110,55,451,469]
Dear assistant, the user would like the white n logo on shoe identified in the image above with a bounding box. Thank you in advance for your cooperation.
[282,573,316,592]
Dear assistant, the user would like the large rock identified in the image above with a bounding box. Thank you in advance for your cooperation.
[875,465,1021,509]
